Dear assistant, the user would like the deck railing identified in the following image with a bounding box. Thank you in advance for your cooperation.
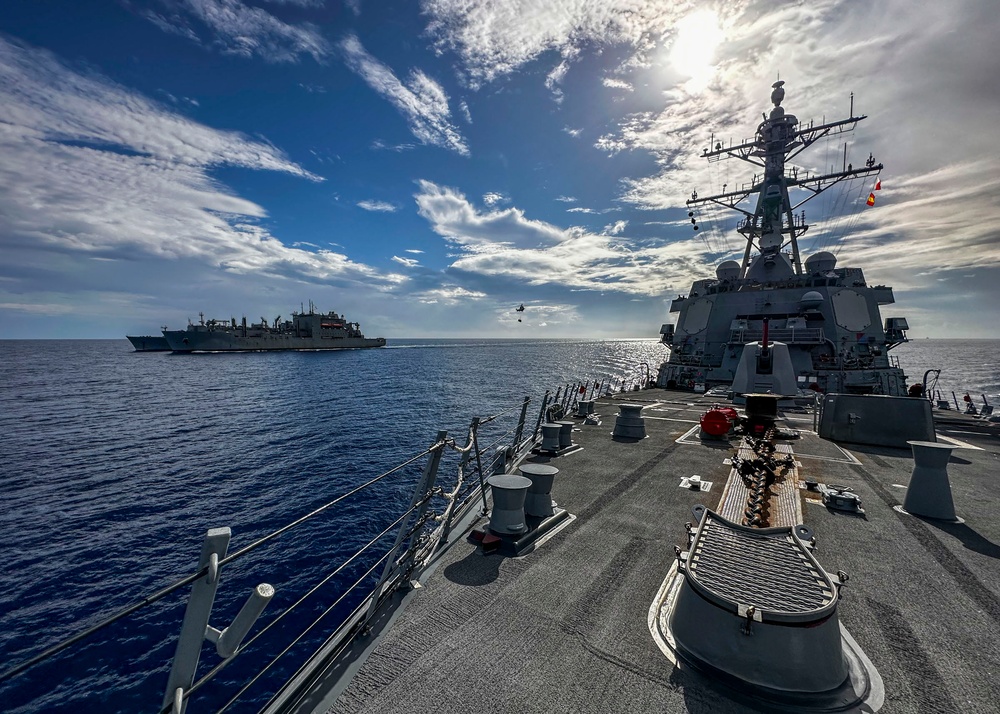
[0,398,536,714]
[729,328,825,345]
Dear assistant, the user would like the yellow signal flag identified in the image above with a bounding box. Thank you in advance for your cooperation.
[866,192,876,206]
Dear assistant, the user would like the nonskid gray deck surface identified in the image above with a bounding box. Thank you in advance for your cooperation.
[325,389,1000,714]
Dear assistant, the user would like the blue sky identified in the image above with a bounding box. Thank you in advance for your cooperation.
[1,0,998,339]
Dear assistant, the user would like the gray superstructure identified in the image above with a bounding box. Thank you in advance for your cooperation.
[162,302,385,353]
[657,82,908,396]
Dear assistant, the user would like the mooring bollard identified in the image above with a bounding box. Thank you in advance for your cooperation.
[902,440,961,521]
[556,420,574,448]
[540,423,562,452]
[519,463,560,518]
[612,403,646,439]
[487,474,532,534]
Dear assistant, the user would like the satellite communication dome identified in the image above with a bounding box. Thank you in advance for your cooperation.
[715,261,740,281]
[799,291,824,310]
[805,251,837,273]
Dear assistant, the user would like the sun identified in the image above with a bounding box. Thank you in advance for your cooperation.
[669,10,724,88]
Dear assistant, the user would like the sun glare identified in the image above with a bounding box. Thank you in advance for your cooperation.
[669,10,723,88]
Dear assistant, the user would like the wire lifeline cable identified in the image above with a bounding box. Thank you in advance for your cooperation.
[0,443,441,685]
[252,556,395,714]
[167,505,418,714]
[175,486,442,712]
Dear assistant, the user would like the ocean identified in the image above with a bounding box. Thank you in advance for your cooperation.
[1,337,996,712]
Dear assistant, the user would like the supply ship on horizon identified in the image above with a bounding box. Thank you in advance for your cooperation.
[138,301,386,353]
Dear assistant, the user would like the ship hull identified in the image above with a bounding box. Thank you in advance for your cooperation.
[126,335,171,352]
[163,331,386,353]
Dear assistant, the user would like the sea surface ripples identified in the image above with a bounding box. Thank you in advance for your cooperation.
[0,338,665,713]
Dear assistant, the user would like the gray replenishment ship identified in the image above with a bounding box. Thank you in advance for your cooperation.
[657,81,908,397]
[161,302,385,353]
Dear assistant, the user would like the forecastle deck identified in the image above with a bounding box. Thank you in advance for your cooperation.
[284,389,1000,714]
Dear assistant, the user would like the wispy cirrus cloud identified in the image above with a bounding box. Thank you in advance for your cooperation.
[0,35,400,295]
[413,285,487,304]
[140,0,329,62]
[602,77,633,91]
[371,139,416,152]
[357,199,398,212]
[340,34,469,155]
[422,0,685,86]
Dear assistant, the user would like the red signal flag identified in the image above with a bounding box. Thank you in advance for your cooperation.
[874,178,882,190]
[866,192,876,206]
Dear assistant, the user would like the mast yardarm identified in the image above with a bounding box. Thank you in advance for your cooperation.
[688,81,882,279]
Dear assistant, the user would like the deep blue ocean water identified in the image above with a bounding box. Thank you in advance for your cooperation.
[0,338,667,713]
[1,337,996,712]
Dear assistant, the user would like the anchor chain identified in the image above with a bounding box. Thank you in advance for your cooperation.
[732,431,794,528]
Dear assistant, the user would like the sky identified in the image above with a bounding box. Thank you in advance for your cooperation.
[1,0,998,339]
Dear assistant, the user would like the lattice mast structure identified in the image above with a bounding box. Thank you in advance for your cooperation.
[688,81,882,279]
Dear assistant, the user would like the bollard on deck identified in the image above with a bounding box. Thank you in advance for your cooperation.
[902,440,962,522]
[519,463,560,518]
[612,403,646,440]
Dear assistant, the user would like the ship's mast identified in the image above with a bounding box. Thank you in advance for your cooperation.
[688,82,882,279]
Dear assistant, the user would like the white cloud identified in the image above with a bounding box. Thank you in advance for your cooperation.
[415,180,720,296]
[414,285,487,304]
[482,192,508,208]
[603,220,628,236]
[555,196,577,203]
[545,51,577,103]
[145,0,329,62]
[340,34,469,155]
[357,199,398,212]
[404,248,424,254]
[567,206,618,215]
[602,77,633,91]
[423,0,683,86]
[371,139,417,152]
[392,255,420,267]
[415,180,567,249]
[0,36,399,293]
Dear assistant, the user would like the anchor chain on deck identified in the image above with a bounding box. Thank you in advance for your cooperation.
[730,431,796,528]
